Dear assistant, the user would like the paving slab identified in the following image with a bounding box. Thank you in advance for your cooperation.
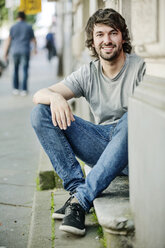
[0,184,34,207]
[0,96,39,248]
[0,205,32,248]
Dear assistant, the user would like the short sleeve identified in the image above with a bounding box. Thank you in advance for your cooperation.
[61,64,90,98]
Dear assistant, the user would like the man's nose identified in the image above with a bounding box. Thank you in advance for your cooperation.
[104,34,112,44]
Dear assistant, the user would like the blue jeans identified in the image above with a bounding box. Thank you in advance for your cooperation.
[13,53,30,91]
[31,104,128,211]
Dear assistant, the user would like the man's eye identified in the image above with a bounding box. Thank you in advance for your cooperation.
[96,33,103,37]
[111,32,117,35]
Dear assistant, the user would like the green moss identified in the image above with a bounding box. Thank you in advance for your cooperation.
[39,171,55,190]
[51,192,55,248]
[90,210,98,224]
[36,177,41,191]
[91,210,107,248]
[100,235,107,248]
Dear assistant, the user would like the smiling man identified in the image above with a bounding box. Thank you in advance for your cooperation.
[31,9,146,236]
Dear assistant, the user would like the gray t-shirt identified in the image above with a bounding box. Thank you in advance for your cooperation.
[62,53,146,125]
[10,20,35,55]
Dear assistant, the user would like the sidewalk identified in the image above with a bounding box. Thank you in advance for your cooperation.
[0,50,58,248]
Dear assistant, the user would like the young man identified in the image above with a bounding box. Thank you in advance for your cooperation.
[4,11,37,96]
[31,9,145,236]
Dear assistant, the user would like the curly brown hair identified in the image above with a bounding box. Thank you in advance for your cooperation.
[85,8,132,58]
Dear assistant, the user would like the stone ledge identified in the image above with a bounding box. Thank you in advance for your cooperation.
[93,176,134,248]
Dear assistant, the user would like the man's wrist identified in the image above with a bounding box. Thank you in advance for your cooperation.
[49,92,62,102]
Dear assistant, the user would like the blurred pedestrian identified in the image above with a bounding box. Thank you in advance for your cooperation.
[45,29,56,62]
[4,11,37,96]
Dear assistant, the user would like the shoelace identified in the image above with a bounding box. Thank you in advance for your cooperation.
[63,196,73,207]
[66,203,83,217]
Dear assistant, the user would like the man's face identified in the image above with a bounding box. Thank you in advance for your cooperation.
[92,23,124,61]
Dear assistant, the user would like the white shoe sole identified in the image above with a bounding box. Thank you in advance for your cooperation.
[52,212,65,220]
[12,89,19,95]
[59,224,85,236]
[20,91,27,96]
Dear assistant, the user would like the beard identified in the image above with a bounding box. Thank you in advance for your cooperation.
[98,43,123,62]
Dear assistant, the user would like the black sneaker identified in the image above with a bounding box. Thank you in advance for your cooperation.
[59,202,86,236]
[52,196,72,220]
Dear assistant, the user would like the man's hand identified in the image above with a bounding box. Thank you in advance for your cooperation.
[3,36,11,62]
[31,37,37,55]
[50,94,75,130]
[33,82,75,129]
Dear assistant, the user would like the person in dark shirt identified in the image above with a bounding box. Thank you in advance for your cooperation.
[4,11,37,96]
[45,30,56,61]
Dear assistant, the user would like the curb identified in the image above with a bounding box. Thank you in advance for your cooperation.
[27,190,53,248]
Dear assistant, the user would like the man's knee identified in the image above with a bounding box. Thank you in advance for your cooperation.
[121,112,128,130]
[31,104,50,130]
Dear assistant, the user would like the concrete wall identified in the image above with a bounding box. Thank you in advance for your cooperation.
[131,0,165,78]
[128,1,165,247]
[128,76,165,248]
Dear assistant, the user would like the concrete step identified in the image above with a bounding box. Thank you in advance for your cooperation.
[27,188,104,248]
[28,151,104,248]
[36,153,134,247]
[93,176,134,248]
[84,165,134,248]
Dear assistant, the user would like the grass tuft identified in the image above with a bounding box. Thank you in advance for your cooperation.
[91,210,107,247]
[51,192,55,248]
[36,177,41,191]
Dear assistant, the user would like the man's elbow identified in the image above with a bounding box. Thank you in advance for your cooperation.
[33,93,38,104]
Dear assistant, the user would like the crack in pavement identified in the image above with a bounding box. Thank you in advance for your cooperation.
[0,182,35,187]
[0,202,32,208]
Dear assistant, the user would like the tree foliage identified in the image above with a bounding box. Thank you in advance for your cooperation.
[26,15,37,25]
[0,0,36,26]
[0,0,8,26]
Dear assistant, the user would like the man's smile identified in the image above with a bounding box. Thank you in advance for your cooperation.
[101,44,116,53]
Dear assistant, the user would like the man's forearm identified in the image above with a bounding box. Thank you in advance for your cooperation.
[33,82,75,106]
[31,37,37,54]
[33,88,61,105]
[4,36,11,59]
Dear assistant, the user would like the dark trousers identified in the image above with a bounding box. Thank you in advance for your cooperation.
[13,53,30,91]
